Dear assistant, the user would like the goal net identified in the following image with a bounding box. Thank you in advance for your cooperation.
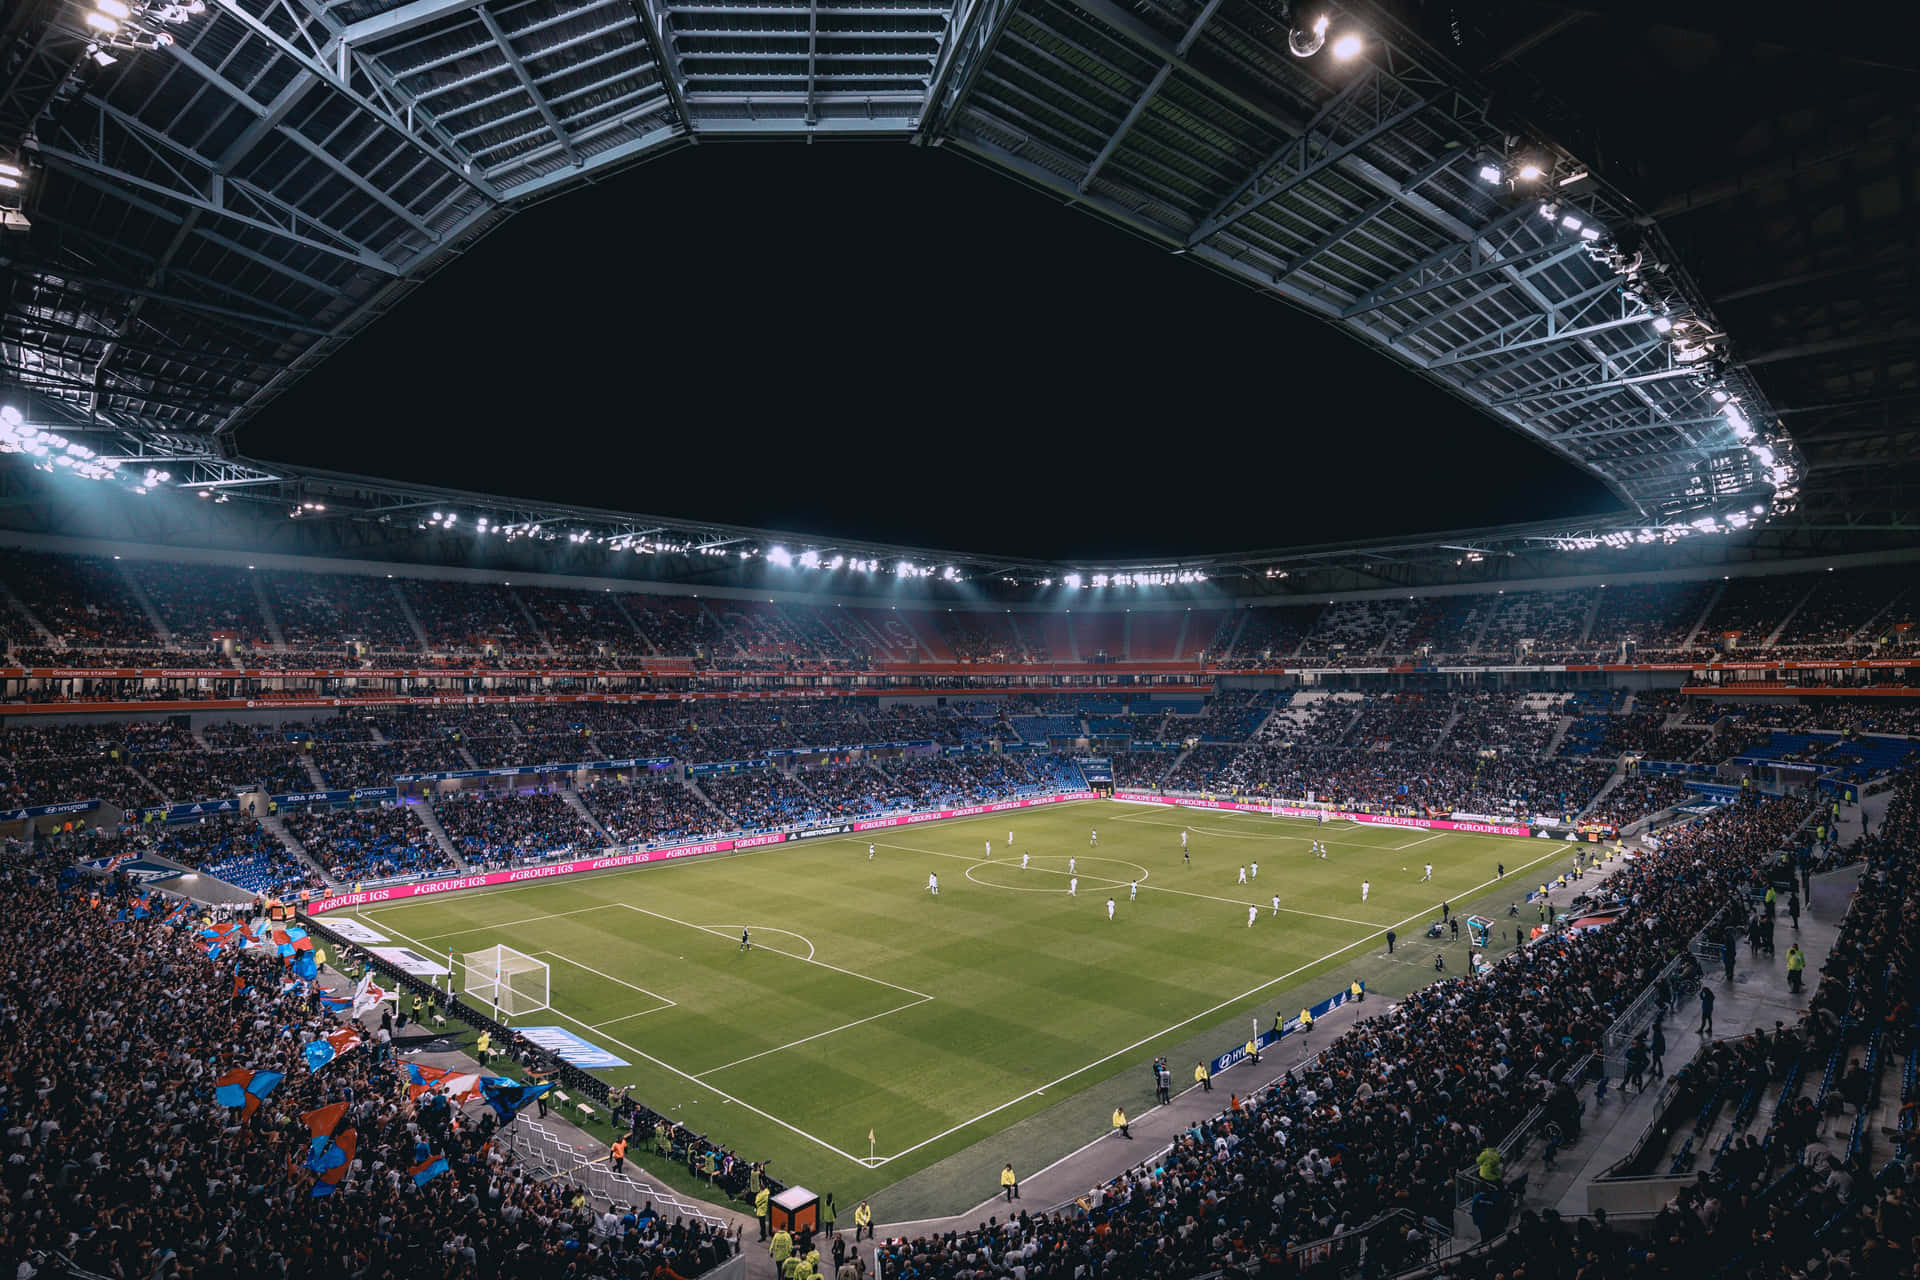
[462,944,550,1019]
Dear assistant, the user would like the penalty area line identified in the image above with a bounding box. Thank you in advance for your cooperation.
[362,911,878,1168]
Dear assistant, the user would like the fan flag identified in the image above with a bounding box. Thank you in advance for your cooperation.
[301,1100,349,1139]
[291,950,319,983]
[318,990,353,1015]
[477,1077,556,1122]
[301,1026,362,1073]
[349,971,390,1018]
[405,1063,482,1104]
[306,1128,358,1197]
[212,1067,284,1120]
[410,1155,450,1187]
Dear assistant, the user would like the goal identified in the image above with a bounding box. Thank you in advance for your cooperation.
[462,944,550,1019]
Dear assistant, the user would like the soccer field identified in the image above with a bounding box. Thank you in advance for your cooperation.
[350,799,1554,1203]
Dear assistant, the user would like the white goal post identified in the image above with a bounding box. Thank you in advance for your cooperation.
[462,944,550,1019]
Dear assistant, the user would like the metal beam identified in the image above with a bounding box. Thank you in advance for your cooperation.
[336,0,486,48]
[476,7,583,167]
[1270,192,1394,284]
[1079,64,1167,194]
[1490,366,1696,408]
[1174,0,1222,56]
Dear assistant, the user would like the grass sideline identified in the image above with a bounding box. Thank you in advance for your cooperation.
[355,799,1571,1206]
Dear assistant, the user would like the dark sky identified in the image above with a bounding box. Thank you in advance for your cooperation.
[241,140,1618,560]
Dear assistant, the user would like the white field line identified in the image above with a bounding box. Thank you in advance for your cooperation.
[1114,806,1533,847]
[400,904,621,940]
[536,950,679,1009]
[617,903,935,1002]
[863,835,1571,1166]
[704,924,816,961]
[594,1006,678,1028]
[360,909,881,1167]
[695,995,935,1078]
[877,840,1382,929]
[1396,832,1448,850]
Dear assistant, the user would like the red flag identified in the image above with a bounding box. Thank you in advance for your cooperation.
[301,1100,349,1139]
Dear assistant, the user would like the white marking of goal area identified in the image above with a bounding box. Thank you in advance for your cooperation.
[358,830,1566,1171]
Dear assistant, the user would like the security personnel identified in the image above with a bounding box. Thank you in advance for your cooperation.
[1244,1038,1261,1067]
[1001,1163,1019,1202]
[853,1201,873,1241]
[1298,1007,1314,1034]
[1195,1062,1212,1092]
[754,1185,771,1239]
[770,1226,794,1268]
[1111,1106,1131,1139]
[1351,980,1364,1002]
[475,1029,491,1064]
[610,1136,628,1174]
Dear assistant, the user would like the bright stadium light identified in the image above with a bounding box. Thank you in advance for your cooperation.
[897,560,913,576]
[1063,573,1082,589]
[1652,315,1673,333]
[1559,215,1583,232]
[1515,160,1544,182]
[1477,163,1502,184]
[798,550,820,569]
[1330,30,1362,59]
[766,546,792,567]
[84,10,119,31]
[1288,10,1328,57]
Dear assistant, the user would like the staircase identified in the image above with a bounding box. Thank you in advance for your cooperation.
[0,578,58,646]
[1680,581,1726,652]
[389,581,432,651]
[1162,746,1193,786]
[688,779,732,824]
[560,786,614,846]
[1852,585,1911,645]
[300,754,328,791]
[115,560,173,646]
[1576,590,1604,651]
[1223,609,1252,661]
[1465,600,1496,655]
[1433,704,1466,749]
[257,810,336,885]
[1121,611,1132,661]
[1577,765,1627,820]
[1171,609,1192,660]
[607,594,656,652]
[250,573,288,651]
[507,586,558,656]
[1763,580,1821,648]
[413,798,470,870]
[1543,716,1576,758]
[456,745,481,770]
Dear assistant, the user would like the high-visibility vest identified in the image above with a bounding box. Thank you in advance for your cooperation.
[755,1188,770,1217]
[1111,1109,1127,1129]
[1195,1065,1209,1083]
[854,1204,871,1227]
[612,1139,627,1161]
[1001,1167,1016,1187]
[1245,1040,1258,1057]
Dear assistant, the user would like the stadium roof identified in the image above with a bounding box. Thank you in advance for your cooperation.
[1,0,1913,584]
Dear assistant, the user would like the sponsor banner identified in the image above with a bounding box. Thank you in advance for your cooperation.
[394,760,674,784]
[272,787,399,808]
[1,798,101,822]
[795,823,852,840]
[136,798,243,823]
[324,918,390,944]
[309,794,1095,912]
[80,854,183,883]
[365,947,453,976]
[1208,983,1361,1077]
[687,759,772,777]
[515,1025,631,1070]
[1112,791,1529,838]
[1077,757,1115,784]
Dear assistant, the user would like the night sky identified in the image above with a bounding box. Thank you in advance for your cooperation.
[241,141,1618,560]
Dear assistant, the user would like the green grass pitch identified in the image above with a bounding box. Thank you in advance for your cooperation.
[351,799,1561,1206]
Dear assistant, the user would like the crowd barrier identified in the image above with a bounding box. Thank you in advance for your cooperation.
[309,790,1096,913]
[1111,790,1532,838]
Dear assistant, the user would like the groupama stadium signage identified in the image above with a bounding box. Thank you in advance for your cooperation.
[305,790,1096,913]
[1112,791,1531,838]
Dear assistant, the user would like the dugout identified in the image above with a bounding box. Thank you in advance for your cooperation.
[771,1186,819,1234]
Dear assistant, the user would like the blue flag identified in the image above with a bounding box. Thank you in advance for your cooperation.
[410,1155,450,1187]
[477,1077,555,1123]
[292,951,318,982]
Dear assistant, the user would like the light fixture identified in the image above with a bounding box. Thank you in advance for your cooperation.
[1559,214,1583,232]
[95,0,132,18]
[1288,10,1328,57]
[1651,315,1673,333]
[766,546,792,567]
[1477,163,1502,184]
[84,11,119,33]
[1330,31,1362,59]
[1578,226,1601,241]
[1063,573,1083,589]
[1515,161,1544,182]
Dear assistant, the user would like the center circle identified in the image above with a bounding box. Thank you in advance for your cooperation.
[965,856,1150,893]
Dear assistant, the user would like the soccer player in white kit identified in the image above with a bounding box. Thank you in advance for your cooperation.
[1090,829,1098,847]
[1421,863,1433,882]
[1069,856,1076,876]
[1361,879,1370,901]
[986,841,993,858]
[929,873,939,895]
[1181,830,1188,849]
[868,843,875,859]
[1021,851,1030,870]
[1008,830,1014,846]
[1106,898,1115,921]
[1247,905,1258,927]
[1237,865,1248,884]
[1129,880,1138,901]
[1069,877,1078,897]
[1251,861,1259,881]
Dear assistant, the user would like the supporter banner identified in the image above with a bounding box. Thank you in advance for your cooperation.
[135,798,243,823]
[365,946,452,977]
[393,760,672,783]
[308,793,1097,913]
[794,823,853,839]
[1112,791,1530,838]
[1,798,101,822]
[323,918,389,944]
[515,1026,631,1069]
[1208,982,1362,1077]
[765,741,933,758]
[80,855,183,884]
[272,787,398,808]
[686,759,771,777]
[1077,758,1115,785]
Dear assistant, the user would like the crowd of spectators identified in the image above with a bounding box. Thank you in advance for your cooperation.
[0,851,739,1280]
[876,792,1817,1280]
[432,788,598,866]
[578,774,712,845]
[1583,772,1694,829]
[283,802,455,882]
[132,561,266,649]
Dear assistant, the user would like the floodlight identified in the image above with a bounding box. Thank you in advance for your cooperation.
[1651,315,1673,333]
[897,561,913,576]
[95,0,131,18]
[1330,31,1362,59]
[1063,573,1083,589]
[1559,215,1582,231]
[1711,389,1730,403]
[1515,161,1544,182]
[1477,164,1502,184]
[1578,226,1602,241]
[84,11,119,32]
[767,546,792,567]
[1092,574,1109,588]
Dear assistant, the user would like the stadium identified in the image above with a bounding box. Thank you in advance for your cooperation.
[2,1,1918,1278]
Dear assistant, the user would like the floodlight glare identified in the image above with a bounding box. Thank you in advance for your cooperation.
[84,11,119,32]
[766,546,792,567]
[1578,226,1601,241]
[1477,164,1502,184]
[1063,573,1083,589]
[95,0,132,18]
[1330,31,1362,59]
[1515,161,1544,182]
[1652,315,1673,333]
[1559,215,1582,231]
